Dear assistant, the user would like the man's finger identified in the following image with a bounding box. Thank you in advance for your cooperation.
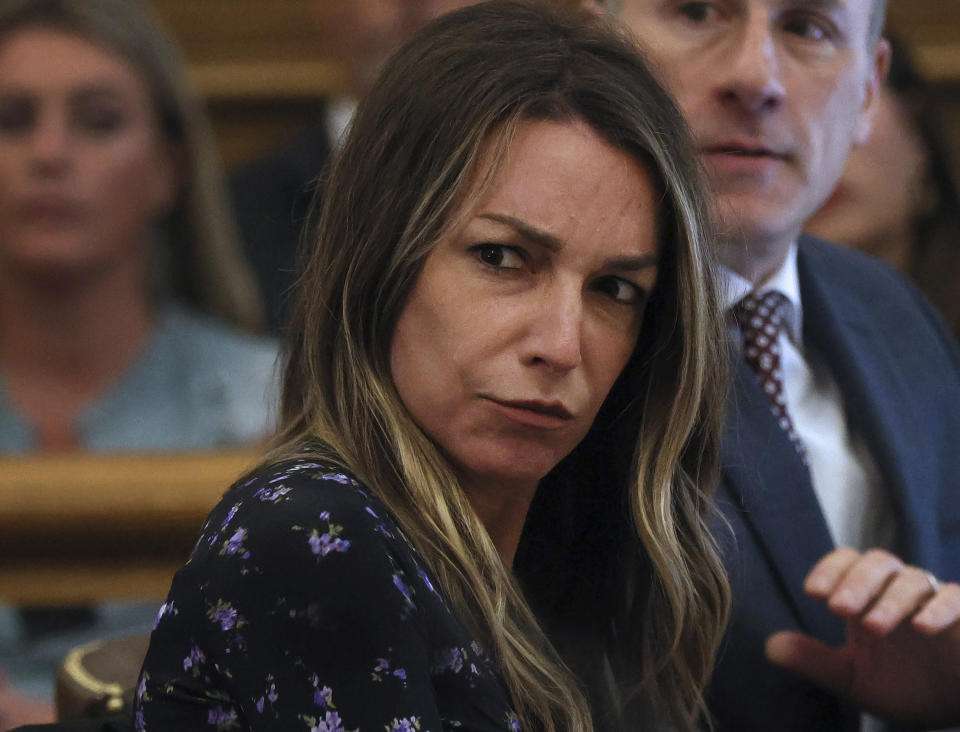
[765,630,852,697]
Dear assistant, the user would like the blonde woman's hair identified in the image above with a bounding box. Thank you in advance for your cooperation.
[0,0,263,331]
[268,1,729,729]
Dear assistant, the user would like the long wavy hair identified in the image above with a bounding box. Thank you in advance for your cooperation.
[0,0,263,331]
[267,1,729,729]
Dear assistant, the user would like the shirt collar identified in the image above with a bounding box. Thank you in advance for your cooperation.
[721,242,803,343]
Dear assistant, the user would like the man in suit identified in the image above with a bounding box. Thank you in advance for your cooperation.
[605,0,960,729]
[231,0,484,332]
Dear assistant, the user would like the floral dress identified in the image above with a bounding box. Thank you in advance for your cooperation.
[134,460,522,732]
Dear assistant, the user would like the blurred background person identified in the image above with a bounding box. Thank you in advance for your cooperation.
[805,35,960,338]
[0,0,278,725]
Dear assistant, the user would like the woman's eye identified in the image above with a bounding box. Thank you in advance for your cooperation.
[596,276,643,305]
[73,105,126,135]
[474,244,524,270]
[0,98,34,136]
[678,1,714,23]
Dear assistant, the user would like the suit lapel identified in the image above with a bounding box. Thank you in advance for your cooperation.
[797,239,942,571]
[721,358,844,644]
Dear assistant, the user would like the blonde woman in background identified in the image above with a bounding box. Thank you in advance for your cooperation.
[136,2,729,730]
[0,0,277,725]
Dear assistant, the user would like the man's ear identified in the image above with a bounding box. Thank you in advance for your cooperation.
[853,37,892,147]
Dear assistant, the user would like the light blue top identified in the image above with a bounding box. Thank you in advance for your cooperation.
[0,302,280,701]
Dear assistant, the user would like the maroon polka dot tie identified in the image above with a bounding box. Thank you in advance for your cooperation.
[734,290,808,465]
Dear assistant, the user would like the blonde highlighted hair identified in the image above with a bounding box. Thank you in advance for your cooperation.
[267,1,729,729]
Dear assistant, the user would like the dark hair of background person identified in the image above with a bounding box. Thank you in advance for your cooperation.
[887,34,960,336]
[263,1,730,729]
[0,0,264,332]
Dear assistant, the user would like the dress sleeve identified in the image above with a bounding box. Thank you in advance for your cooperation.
[149,474,445,732]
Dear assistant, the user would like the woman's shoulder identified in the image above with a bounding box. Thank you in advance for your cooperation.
[189,458,417,590]
[220,458,389,532]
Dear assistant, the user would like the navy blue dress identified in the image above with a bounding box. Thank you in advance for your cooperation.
[134,460,522,732]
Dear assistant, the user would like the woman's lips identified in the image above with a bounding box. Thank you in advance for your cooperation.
[484,397,574,430]
[16,198,84,224]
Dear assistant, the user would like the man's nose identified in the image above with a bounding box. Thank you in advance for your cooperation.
[716,13,786,115]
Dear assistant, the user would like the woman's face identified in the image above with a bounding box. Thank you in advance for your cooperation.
[390,119,660,494]
[0,27,177,281]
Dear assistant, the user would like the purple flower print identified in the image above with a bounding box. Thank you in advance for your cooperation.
[387,717,421,732]
[313,687,331,708]
[417,568,441,599]
[153,601,177,630]
[371,656,408,685]
[308,710,345,732]
[308,531,351,556]
[183,645,205,672]
[321,472,352,485]
[222,528,248,557]
[207,601,243,632]
[134,708,145,732]
[392,573,415,608]
[135,673,148,702]
[444,647,465,674]
[207,706,239,730]
[507,712,522,731]
[310,676,333,709]
[220,503,240,529]
[254,484,292,502]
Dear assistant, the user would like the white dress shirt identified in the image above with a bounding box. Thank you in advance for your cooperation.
[723,243,895,554]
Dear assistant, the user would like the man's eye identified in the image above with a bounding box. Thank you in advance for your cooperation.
[474,244,524,270]
[678,2,714,23]
[596,276,643,305]
[783,16,829,41]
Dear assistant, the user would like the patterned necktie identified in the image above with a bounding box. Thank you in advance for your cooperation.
[734,290,808,464]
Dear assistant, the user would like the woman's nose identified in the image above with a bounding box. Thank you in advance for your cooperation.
[28,114,71,173]
[522,285,583,373]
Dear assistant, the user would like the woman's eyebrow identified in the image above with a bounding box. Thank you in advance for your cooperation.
[606,253,659,271]
[477,213,564,252]
[477,212,658,270]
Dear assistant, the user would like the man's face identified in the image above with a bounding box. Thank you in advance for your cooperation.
[619,0,889,259]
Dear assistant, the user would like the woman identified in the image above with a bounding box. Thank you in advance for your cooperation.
[805,35,960,338]
[0,0,277,722]
[0,0,277,453]
[136,2,729,730]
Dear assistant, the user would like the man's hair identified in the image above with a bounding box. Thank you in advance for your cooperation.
[267,1,730,729]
